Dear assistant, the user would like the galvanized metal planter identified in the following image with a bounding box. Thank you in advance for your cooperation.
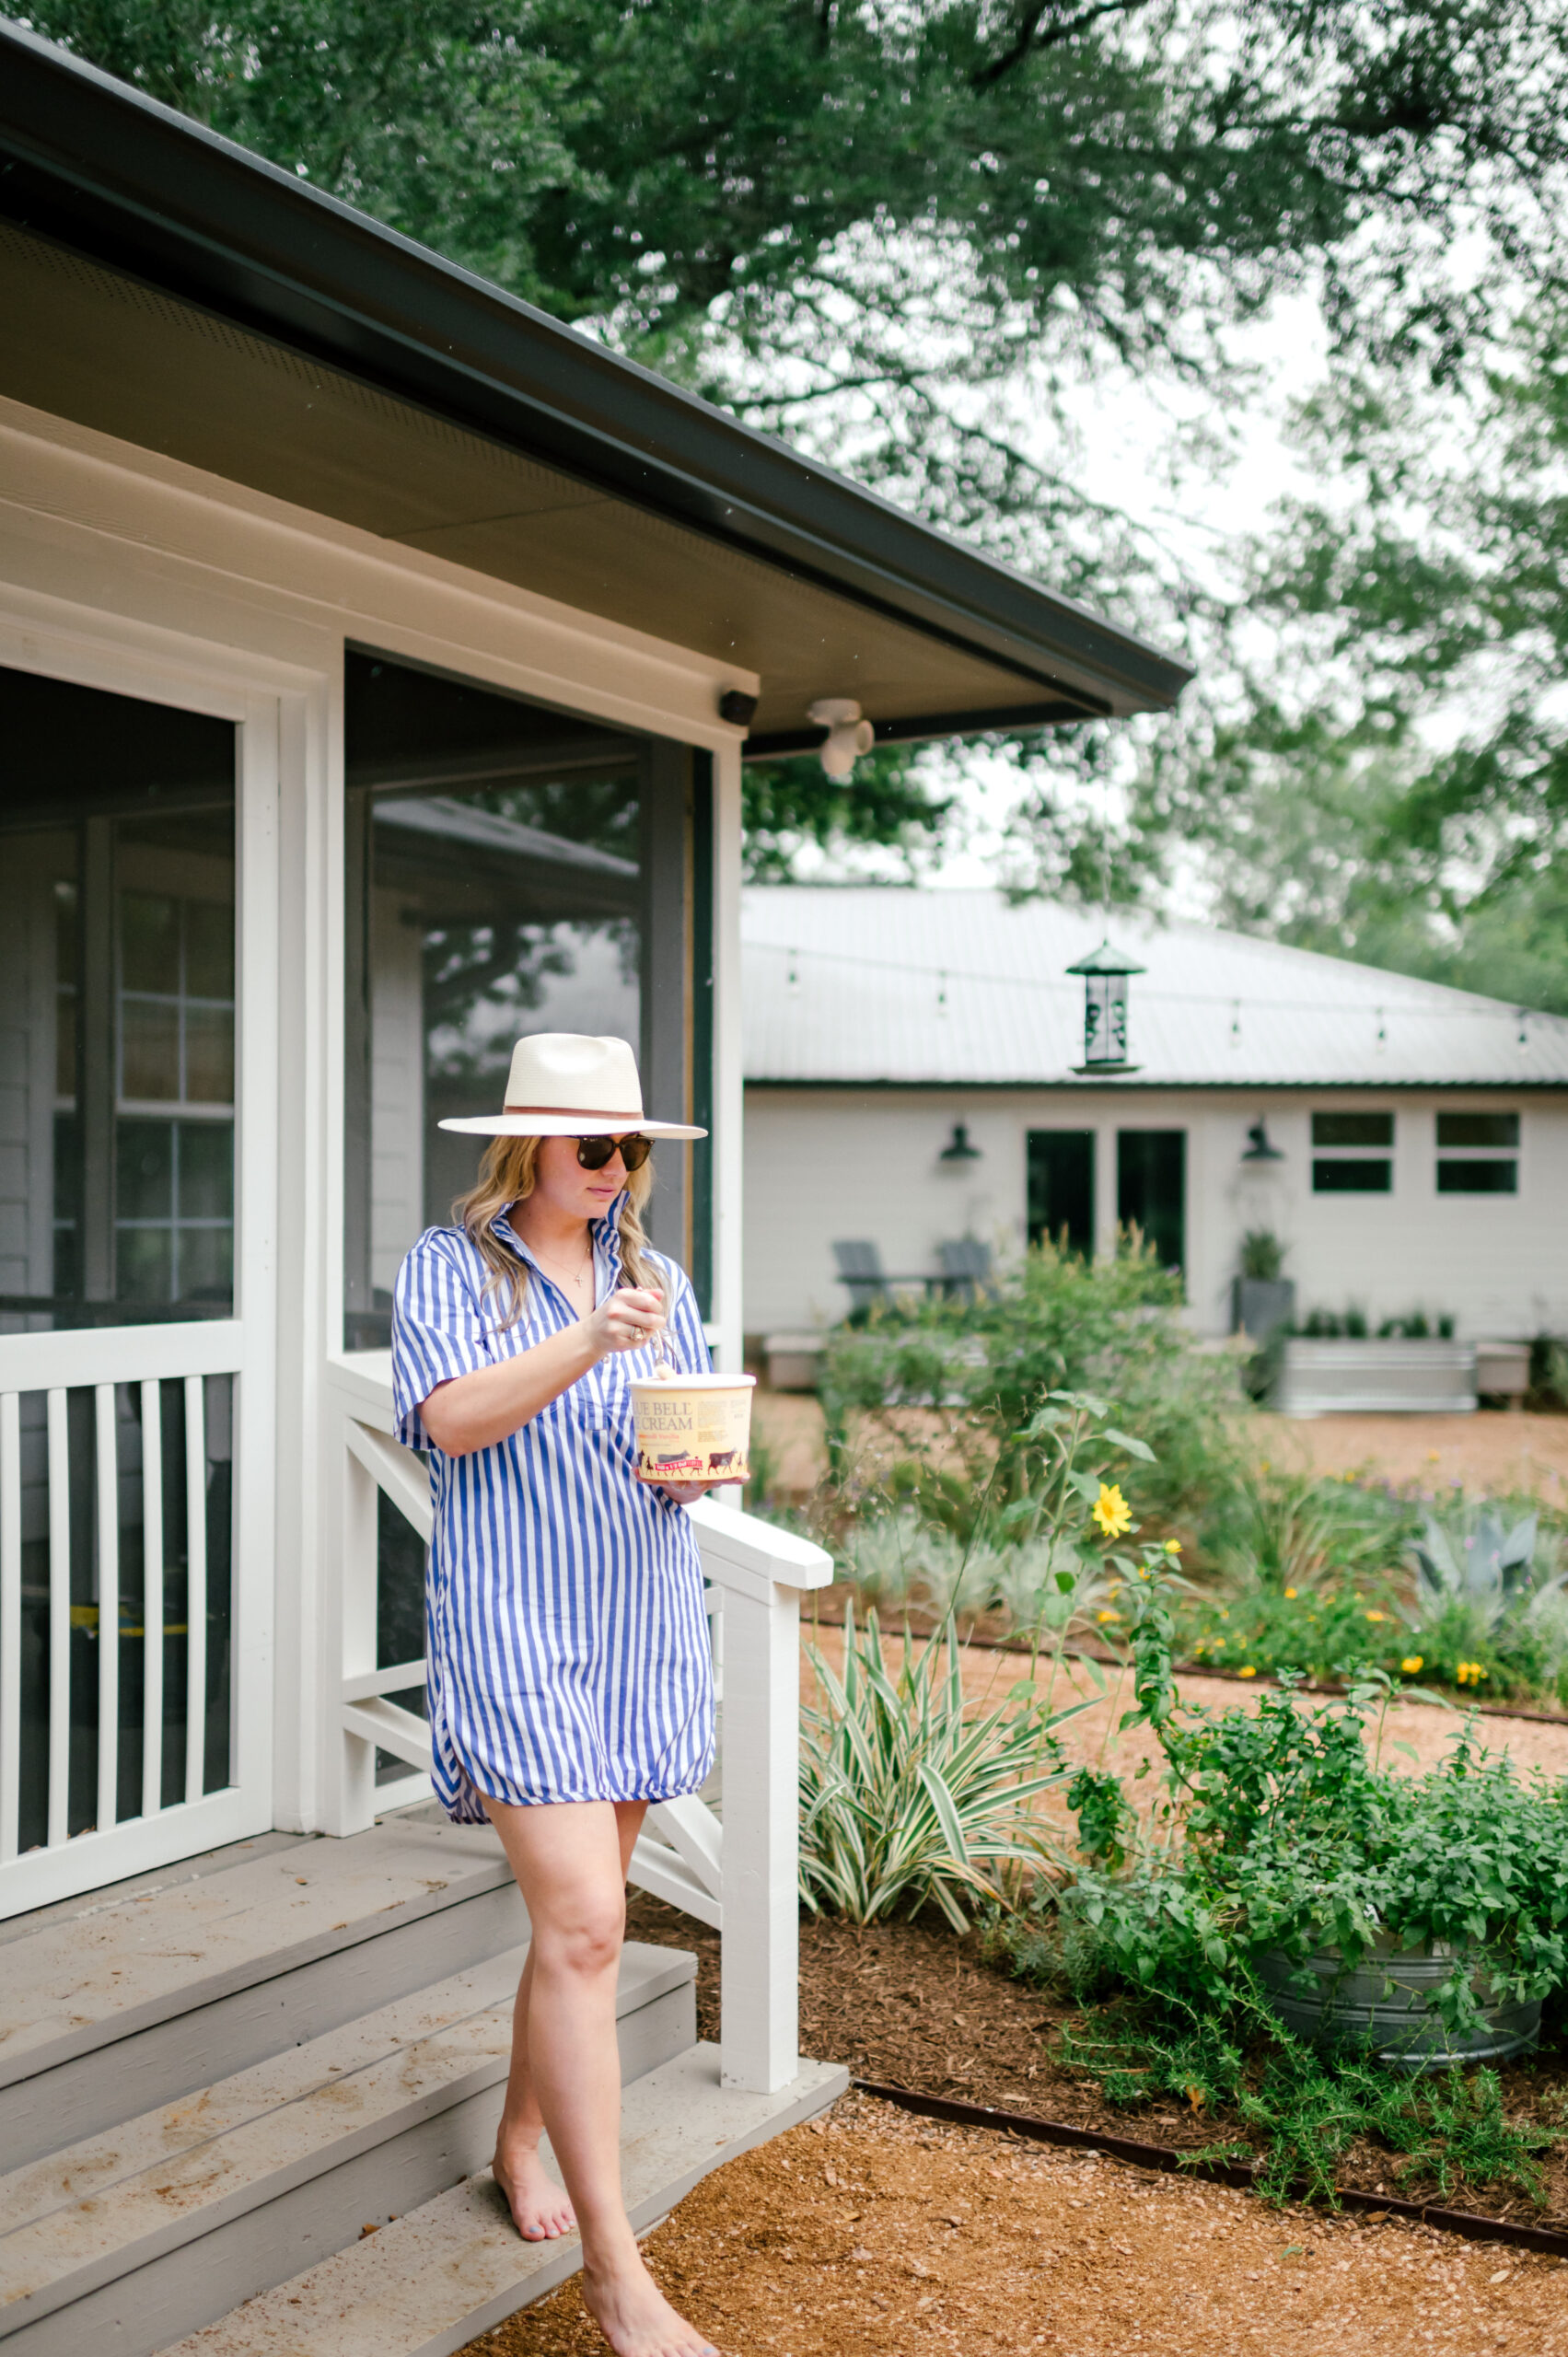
[1276,1338,1478,1416]
[1258,1935,1541,2072]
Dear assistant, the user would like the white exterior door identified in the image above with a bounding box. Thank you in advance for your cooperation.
[0,639,277,1917]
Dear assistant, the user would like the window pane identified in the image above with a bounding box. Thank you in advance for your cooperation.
[1312,1159,1391,1192]
[185,899,236,999]
[0,662,235,1329]
[180,1122,234,1218]
[343,652,652,1348]
[178,1224,234,1302]
[117,1225,173,1304]
[1312,1111,1393,1147]
[121,891,180,993]
[122,999,181,1100]
[117,1120,174,1219]
[1436,1159,1516,1194]
[1436,1111,1518,1149]
[184,1004,235,1103]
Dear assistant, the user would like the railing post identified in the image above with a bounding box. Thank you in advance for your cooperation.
[328,1412,381,1837]
[690,1501,832,2095]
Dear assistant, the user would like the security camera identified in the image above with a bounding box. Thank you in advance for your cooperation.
[807,697,875,781]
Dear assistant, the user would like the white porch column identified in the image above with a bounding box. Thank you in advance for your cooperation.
[690,1499,832,2093]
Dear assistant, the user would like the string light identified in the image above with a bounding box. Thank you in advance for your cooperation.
[749,936,1562,1034]
[936,970,949,1016]
[786,949,800,996]
[1230,999,1242,1049]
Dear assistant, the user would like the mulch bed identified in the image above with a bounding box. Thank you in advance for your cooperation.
[624,1893,1568,2235]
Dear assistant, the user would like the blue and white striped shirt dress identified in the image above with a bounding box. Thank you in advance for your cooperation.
[391,1203,715,1820]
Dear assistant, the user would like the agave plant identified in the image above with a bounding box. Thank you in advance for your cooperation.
[798,1608,1087,1929]
[1409,1502,1562,1634]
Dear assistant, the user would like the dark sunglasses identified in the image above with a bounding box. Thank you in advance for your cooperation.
[575,1132,652,1174]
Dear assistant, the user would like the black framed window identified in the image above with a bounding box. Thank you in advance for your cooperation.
[1311,1109,1394,1194]
[343,650,704,1349]
[1435,1109,1518,1196]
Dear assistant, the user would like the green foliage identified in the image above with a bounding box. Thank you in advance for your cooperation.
[819,1235,1243,1541]
[738,748,955,884]
[1181,1476,1568,1705]
[992,1572,1568,2204]
[1048,2004,1559,2207]
[796,1606,1082,1929]
[1237,1229,1285,1282]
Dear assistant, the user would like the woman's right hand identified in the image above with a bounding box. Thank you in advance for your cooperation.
[587,1285,666,1359]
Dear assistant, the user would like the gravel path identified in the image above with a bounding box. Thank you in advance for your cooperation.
[465,2091,1568,2355]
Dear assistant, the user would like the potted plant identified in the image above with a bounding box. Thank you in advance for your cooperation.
[1064,1563,1564,2073]
[1231,1229,1295,1348]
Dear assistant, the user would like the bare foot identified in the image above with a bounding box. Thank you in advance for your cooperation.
[493,2143,576,2241]
[582,2249,719,2357]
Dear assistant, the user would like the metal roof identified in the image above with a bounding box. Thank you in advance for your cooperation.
[0,19,1191,745]
[742,888,1568,1088]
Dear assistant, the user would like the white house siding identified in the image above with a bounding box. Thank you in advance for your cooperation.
[742,1086,1568,1342]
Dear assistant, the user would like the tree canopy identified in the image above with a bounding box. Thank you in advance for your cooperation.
[25,0,1568,912]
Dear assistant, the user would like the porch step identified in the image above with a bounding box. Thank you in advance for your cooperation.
[161,2046,848,2357]
[0,1940,695,2357]
[0,1811,525,2167]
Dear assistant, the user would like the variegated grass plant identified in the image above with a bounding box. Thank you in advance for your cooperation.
[797,1605,1093,1929]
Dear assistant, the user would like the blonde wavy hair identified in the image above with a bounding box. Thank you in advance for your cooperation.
[453,1134,660,1330]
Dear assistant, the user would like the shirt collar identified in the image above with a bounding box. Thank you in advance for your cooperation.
[490,1194,627,1280]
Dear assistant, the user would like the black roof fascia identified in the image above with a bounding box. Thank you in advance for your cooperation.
[0,19,1192,720]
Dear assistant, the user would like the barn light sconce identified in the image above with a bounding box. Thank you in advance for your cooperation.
[807,697,875,781]
[718,688,758,726]
[1066,939,1144,1075]
[940,1120,982,1164]
[1241,1118,1284,1164]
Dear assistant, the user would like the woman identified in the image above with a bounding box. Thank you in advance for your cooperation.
[392,1032,723,2357]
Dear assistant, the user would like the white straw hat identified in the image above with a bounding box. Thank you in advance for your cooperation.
[437,1033,706,1140]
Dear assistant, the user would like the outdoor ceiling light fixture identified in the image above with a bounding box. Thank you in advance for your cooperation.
[807,697,875,780]
[1066,938,1144,1075]
[1241,1118,1284,1163]
[940,1120,982,1163]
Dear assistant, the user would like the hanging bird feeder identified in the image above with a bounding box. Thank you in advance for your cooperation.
[1066,939,1144,1074]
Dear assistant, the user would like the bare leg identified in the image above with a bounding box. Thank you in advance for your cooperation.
[492,1945,576,2238]
[483,1794,719,2357]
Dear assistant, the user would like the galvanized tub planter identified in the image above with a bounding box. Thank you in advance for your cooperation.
[1258,1934,1541,2071]
[1275,1338,1478,1416]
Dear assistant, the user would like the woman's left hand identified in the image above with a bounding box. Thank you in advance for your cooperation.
[658,1480,706,1504]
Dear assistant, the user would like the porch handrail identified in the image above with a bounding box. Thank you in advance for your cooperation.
[324,1354,831,2094]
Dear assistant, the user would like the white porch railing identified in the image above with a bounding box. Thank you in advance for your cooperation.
[324,1356,832,2094]
[0,1318,250,1916]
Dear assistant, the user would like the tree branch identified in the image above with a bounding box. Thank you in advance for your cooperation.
[972,0,1150,86]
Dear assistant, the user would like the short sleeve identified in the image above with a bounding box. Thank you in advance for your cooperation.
[656,1256,712,1377]
[391,1231,498,1448]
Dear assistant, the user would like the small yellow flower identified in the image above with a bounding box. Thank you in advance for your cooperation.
[1220,1608,1230,1620]
[1260,1459,1271,1474]
[1213,1636,1226,1649]
[1400,1655,1423,1676]
[1283,1586,1298,1600]
[1096,1608,1121,1624]
[1238,1665,1258,1678]
[1164,1539,1182,1556]
[1427,1450,1441,1464]
[1365,1609,1387,1623]
[1091,1482,1132,1540]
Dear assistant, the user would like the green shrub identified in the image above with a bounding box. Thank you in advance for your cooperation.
[819,1234,1244,1539]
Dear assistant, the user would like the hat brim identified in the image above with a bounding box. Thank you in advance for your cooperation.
[436,1112,706,1139]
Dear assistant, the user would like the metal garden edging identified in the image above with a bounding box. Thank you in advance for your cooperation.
[852,2079,1568,2258]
